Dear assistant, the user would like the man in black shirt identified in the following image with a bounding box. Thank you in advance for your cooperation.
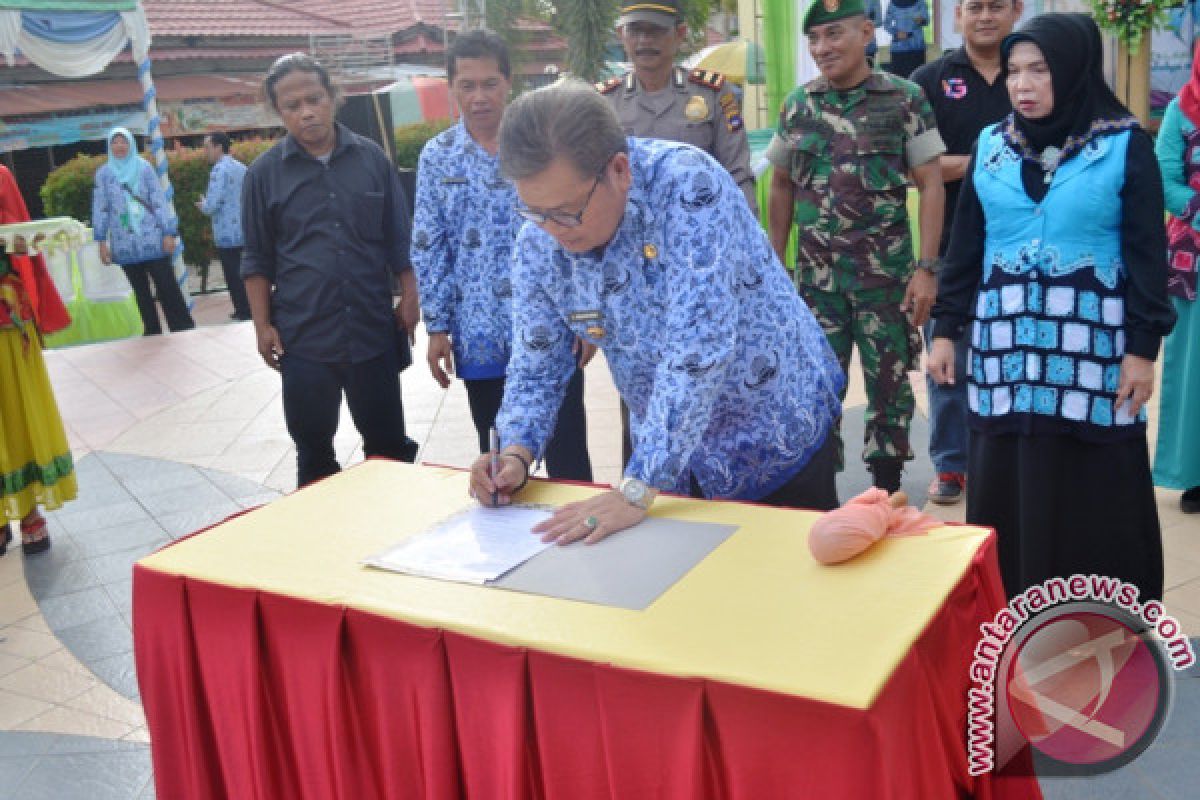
[911,0,1022,504]
[242,54,420,486]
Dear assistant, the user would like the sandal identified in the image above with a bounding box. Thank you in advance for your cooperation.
[20,512,50,556]
[0,524,11,556]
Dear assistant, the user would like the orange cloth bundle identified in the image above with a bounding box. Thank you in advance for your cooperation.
[808,488,941,565]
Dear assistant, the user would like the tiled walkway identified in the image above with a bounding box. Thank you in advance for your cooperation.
[0,288,1197,798]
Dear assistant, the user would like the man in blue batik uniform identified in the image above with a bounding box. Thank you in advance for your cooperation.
[469,80,845,545]
[412,30,592,481]
[197,131,251,320]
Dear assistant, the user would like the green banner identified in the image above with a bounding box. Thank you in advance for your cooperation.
[761,0,797,126]
[0,2,136,10]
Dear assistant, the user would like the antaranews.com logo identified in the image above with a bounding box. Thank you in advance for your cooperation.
[967,574,1195,777]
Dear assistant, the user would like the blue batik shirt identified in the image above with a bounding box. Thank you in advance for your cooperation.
[498,138,845,501]
[199,154,246,248]
[411,122,518,380]
[92,159,177,265]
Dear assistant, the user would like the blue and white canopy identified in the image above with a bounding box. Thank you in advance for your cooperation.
[1,2,149,75]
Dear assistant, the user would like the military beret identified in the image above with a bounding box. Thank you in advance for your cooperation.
[802,0,867,33]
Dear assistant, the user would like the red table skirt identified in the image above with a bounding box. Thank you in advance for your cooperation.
[133,535,1042,799]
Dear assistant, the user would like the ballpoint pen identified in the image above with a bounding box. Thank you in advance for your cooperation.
[489,426,500,506]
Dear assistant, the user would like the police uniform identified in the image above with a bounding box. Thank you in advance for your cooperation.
[766,0,945,478]
[597,67,756,213]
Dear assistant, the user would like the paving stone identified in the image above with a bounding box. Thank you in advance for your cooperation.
[55,483,135,514]
[0,733,61,758]
[55,618,132,664]
[70,520,170,560]
[136,481,232,518]
[48,735,146,755]
[23,558,98,600]
[84,544,162,586]
[1038,763,1167,800]
[236,492,282,510]
[200,467,276,500]
[155,503,241,539]
[36,587,118,632]
[18,532,86,565]
[89,652,141,700]
[103,579,134,618]
[12,749,151,800]
[1129,741,1200,800]
[0,755,35,798]
[117,468,211,500]
[51,501,152,538]
[69,456,121,491]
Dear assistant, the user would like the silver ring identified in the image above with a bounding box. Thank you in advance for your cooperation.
[584,515,599,531]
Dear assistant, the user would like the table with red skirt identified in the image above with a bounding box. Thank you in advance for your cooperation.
[133,462,1042,798]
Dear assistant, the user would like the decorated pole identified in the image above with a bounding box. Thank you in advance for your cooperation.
[1092,0,1183,124]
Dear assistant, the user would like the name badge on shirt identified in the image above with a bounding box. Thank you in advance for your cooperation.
[569,310,603,323]
[441,176,468,185]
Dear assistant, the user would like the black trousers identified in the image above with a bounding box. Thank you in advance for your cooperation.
[216,247,251,319]
[690,428,839,511]
[121,257,195,335]
[886,50,926,80]
[281,348,418,487]
[464,368,593,482]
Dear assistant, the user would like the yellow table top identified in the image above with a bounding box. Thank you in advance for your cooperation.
[138,461,991,710]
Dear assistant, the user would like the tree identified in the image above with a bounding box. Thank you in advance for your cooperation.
[552,0,618,83]
[550,0,713,83]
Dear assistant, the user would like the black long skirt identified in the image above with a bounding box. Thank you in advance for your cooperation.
[967,431,1164,601]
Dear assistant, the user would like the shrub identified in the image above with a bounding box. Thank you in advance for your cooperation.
[394,118,455,169]
[40,138,279,269]
[40,152,105,225]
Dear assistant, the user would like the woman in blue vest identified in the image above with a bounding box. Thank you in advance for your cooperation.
[928,14,1175,600]
[92,128,194,335]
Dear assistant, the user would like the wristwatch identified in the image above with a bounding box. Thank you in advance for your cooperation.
[620,477,653,511]
[916,258,943,275]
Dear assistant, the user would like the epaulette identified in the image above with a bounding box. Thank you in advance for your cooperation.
[595,76,622,95]
[688,68,726,91]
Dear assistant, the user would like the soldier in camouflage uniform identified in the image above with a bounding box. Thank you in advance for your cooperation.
[767,0,946,492]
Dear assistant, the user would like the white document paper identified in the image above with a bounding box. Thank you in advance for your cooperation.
[364,504,554,584]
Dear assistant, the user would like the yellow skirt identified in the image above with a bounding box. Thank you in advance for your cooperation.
[0,326,77,523]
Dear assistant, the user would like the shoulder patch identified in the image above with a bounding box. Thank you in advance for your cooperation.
[718,92,743,132]
[688,69,726,91]
[595,77,622,95]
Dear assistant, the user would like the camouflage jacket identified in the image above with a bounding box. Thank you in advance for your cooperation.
[766,71,944,291]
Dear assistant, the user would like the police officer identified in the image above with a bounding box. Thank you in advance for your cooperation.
[766,0,946,493]
[599,0,757,213]
[469,80,844,544]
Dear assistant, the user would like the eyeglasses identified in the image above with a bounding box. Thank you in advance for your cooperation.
[515,165,607,229]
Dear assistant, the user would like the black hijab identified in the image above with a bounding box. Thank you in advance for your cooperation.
[1001,13,1135,155]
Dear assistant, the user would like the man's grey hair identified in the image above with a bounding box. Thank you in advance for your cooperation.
[499,78,628,181]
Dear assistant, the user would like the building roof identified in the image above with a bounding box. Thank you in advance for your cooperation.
[3,74,263,116]
[143,0,457,37]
